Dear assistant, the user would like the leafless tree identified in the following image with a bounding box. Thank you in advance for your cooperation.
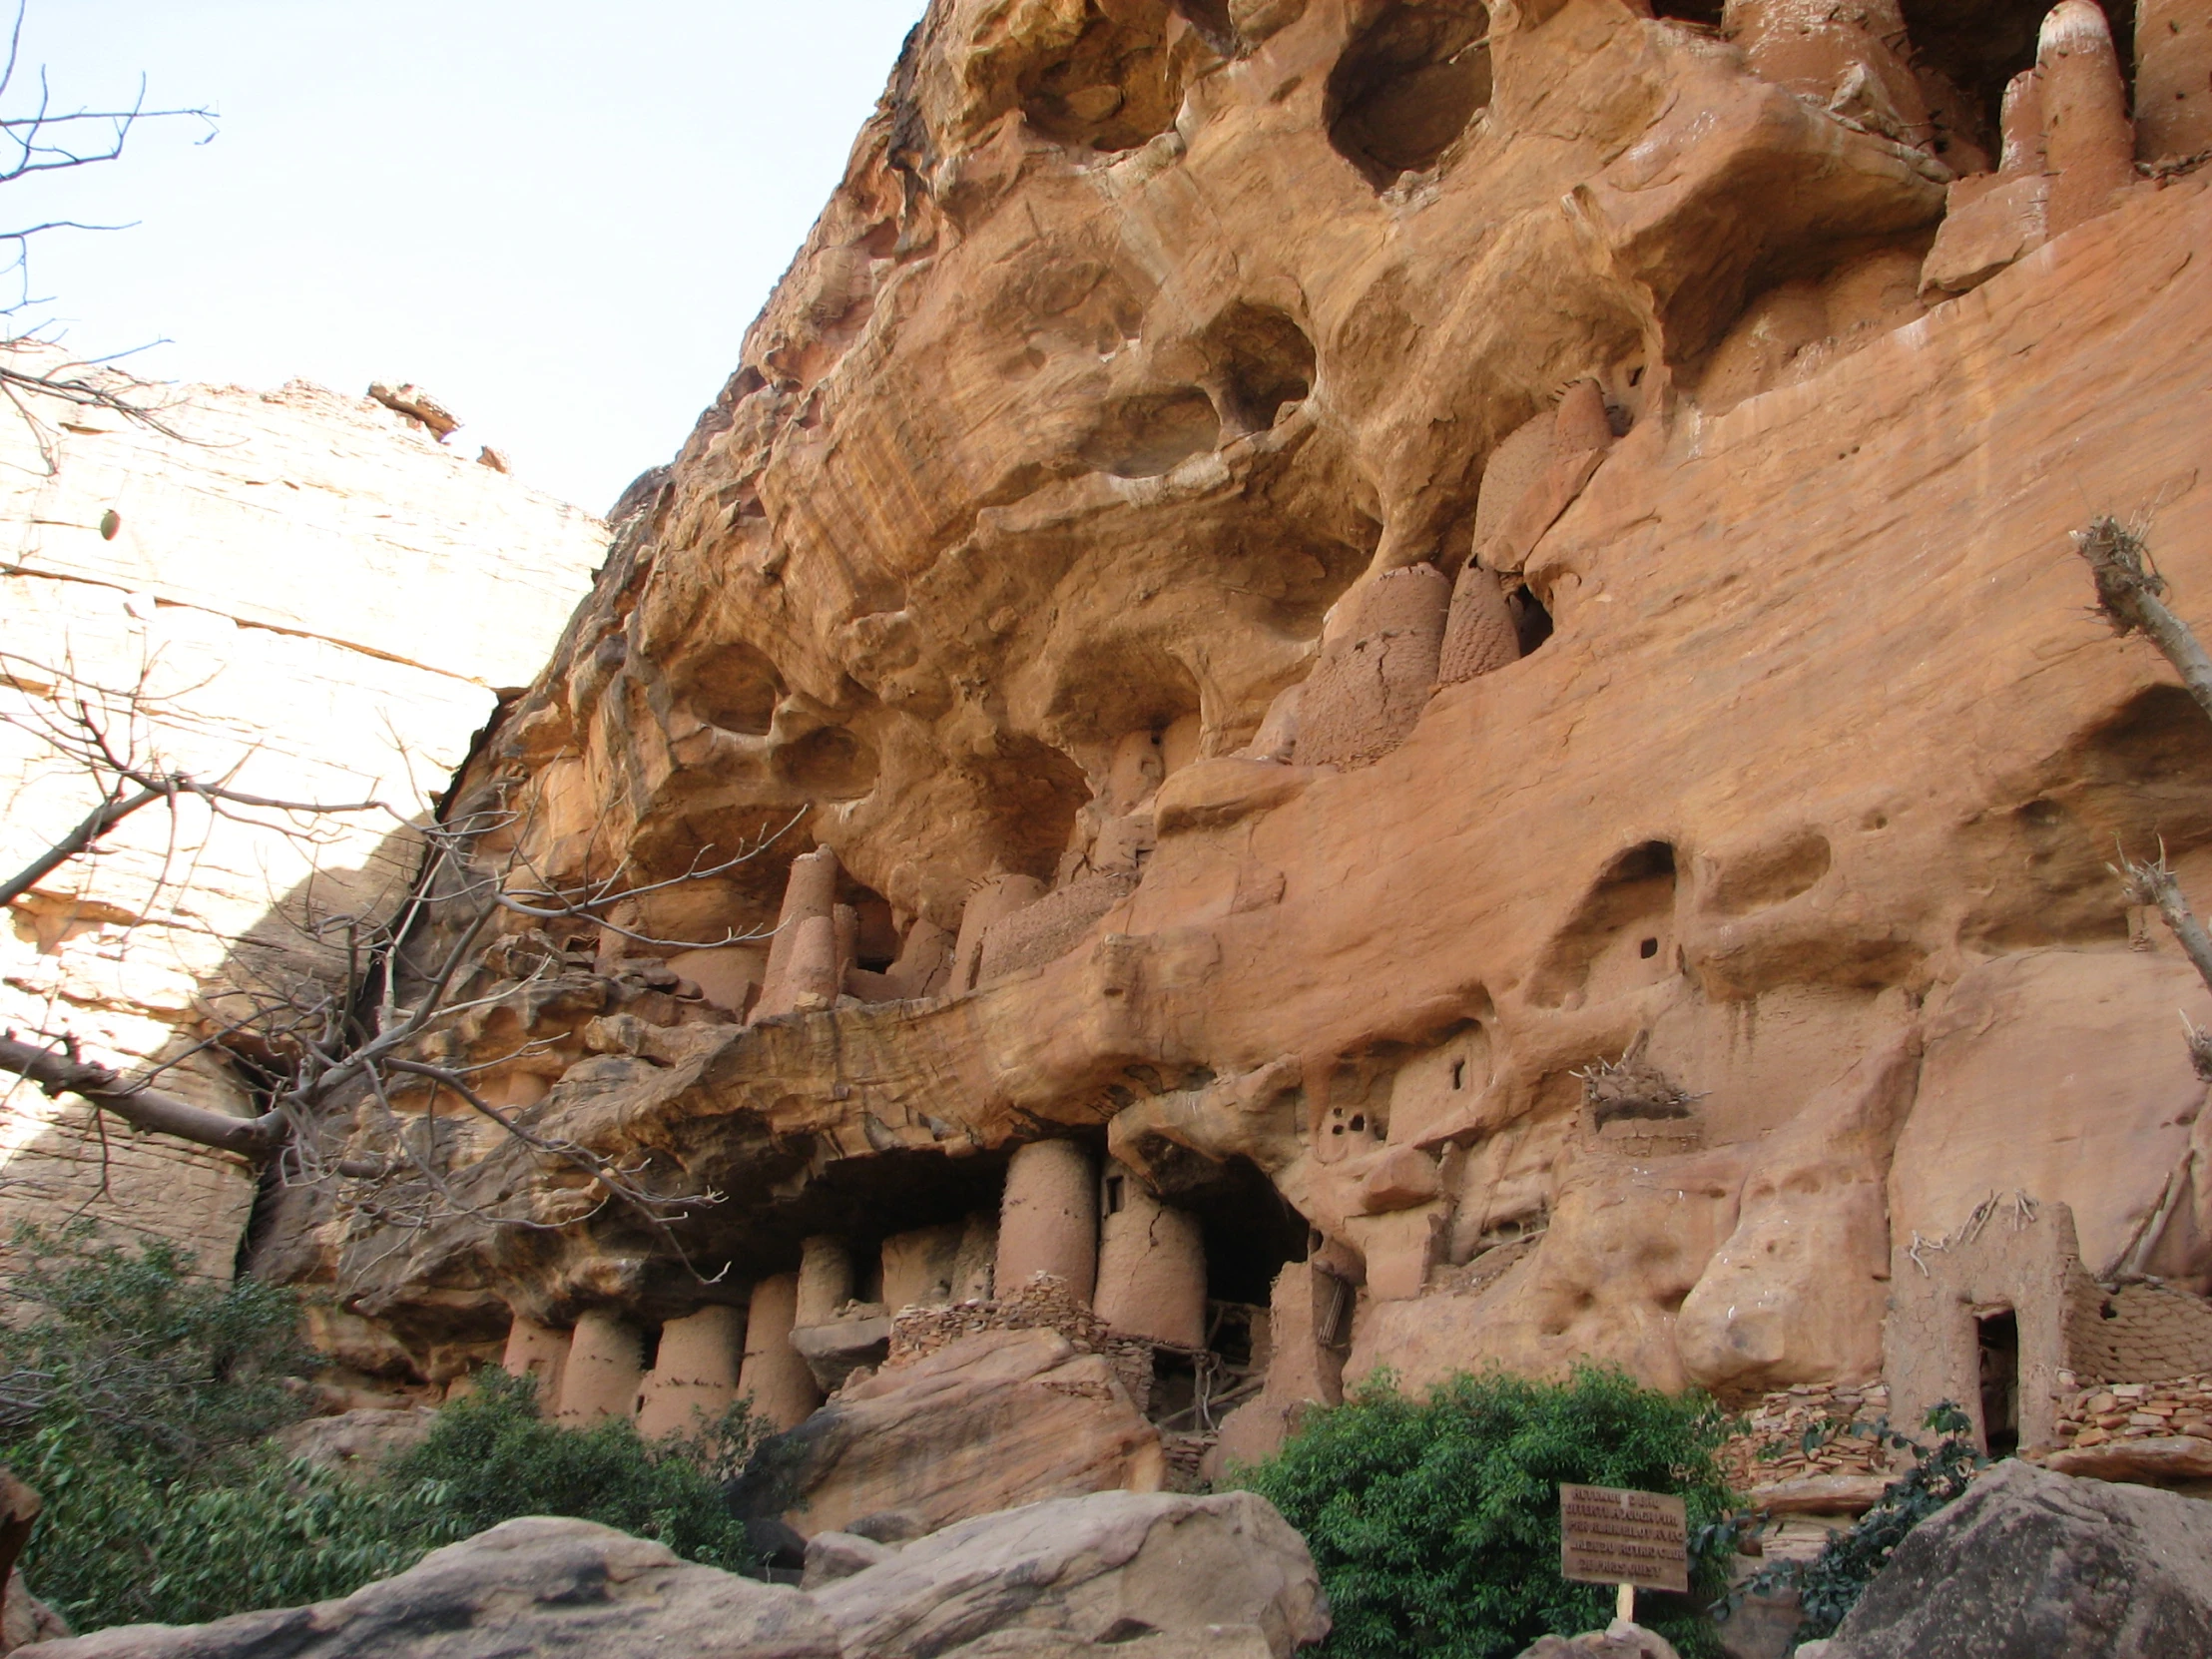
[2078,512,2212,1080]
[0,0,219,462]
[2076,515,2212,1284]
[0,648,787,1271]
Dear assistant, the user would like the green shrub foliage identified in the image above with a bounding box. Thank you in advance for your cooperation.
[0,1227,761,1631]
[382,1370,762,1571]
[1238,1367,1736,1659]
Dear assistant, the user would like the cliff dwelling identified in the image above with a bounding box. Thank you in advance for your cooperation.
[224,0,2212,1512]
[12,0,2212,1636]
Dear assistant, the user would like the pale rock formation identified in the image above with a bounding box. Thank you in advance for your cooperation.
[0,346,606,1275]
[1892,950,2212,1281]
[32,1493,1327,1659]
[1513,1625,1680,1659]
[1677,1022,1922,1395]
[274,1407,436,1478]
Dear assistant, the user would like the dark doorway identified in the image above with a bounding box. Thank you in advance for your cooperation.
[1976,1309,2020,1456]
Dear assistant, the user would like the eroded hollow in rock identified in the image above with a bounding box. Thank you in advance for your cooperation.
[1326,0,1493,189]
[1706,829,1833,915]
[774,725,878,800]
[1529,840,1679,1009]
[1965,683,2212,950]
[1079,389,1223,477]
[1201,302,1318,434]
[959,736,1093,880]
[1019,7,1201,154]
[1508,583,1553,657]
[1171,0,1239,57]
[681,640,782,735]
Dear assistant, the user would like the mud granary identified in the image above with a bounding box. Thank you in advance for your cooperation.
[257,0,2212,1531]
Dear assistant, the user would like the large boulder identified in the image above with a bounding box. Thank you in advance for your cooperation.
[750,1329,1164,1539]
[3,1570,68,1655]
[32,1517,837,1659]
[1810,1459,2212,1657]
[26,1491,1325,1659]
[813,1490,1328,1659]
[274,1407,437,1479]
[1515,1625,1680,1659]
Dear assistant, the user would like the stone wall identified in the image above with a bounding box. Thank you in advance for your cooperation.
[0,349,607,1274]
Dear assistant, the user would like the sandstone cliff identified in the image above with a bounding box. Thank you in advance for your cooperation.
[253,0,2212,1518]
[0,351,608,1273]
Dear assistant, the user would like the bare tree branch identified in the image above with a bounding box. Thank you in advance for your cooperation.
[0,1032,279,1155]
[2076,514,2212,722]
[3,649,800,1274]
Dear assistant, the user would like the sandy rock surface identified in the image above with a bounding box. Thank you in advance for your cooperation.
[1817,1459,2212,1657]
[31,1517,837,1659]
[1515,1623,1681,1659]
[27,1492,1326,1659]
[811,1490,1329,1659]
[0,348,606,1279]
[755,1328,1165,1542]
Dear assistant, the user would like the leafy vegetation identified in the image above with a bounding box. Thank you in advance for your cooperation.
[1724,1402,1983,1649]
[1235,1367,1738,1659]
[0,1226,763,1632]
[382,1370,763,1571]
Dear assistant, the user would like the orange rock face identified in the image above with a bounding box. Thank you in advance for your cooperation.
[263,0,2212,1499]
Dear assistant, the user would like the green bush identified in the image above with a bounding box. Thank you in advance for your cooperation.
[0,1223,317,1468]
[0,1227,762,1631]
[1236,1367,1737,1659]
[383,1369,762,1572]
[1725,1402,1982,1649]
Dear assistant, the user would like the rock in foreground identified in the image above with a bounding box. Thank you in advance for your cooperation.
[1515,1624,1680,1659]
[1809,1459,2212,1658]
[813,1489,1328,1659]
[31,1490,1326,1659]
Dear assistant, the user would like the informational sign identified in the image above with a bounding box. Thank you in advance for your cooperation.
[1558,1484,1689,1594]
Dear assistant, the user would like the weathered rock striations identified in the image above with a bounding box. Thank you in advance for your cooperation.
[0,351,607,1281]
[251,0,2212,1533]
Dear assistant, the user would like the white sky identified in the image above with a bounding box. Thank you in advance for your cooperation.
[6,1,928,514]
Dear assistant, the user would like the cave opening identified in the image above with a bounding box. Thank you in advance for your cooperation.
[1326,0,1493,189]
[1650,0,1725,24]
[1510,583,1554,656]
[1202,302,1318,433]
[684,639,782,735]
[1976,1308,2021,1456]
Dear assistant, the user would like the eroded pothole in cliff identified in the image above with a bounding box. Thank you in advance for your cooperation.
[1326,0,1492,190]
[1200,302,1316,435]
[1079,388,1223,478]
[1018,5,1221,154]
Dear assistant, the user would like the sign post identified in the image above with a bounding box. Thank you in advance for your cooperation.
[1558,1484,1688,1628]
